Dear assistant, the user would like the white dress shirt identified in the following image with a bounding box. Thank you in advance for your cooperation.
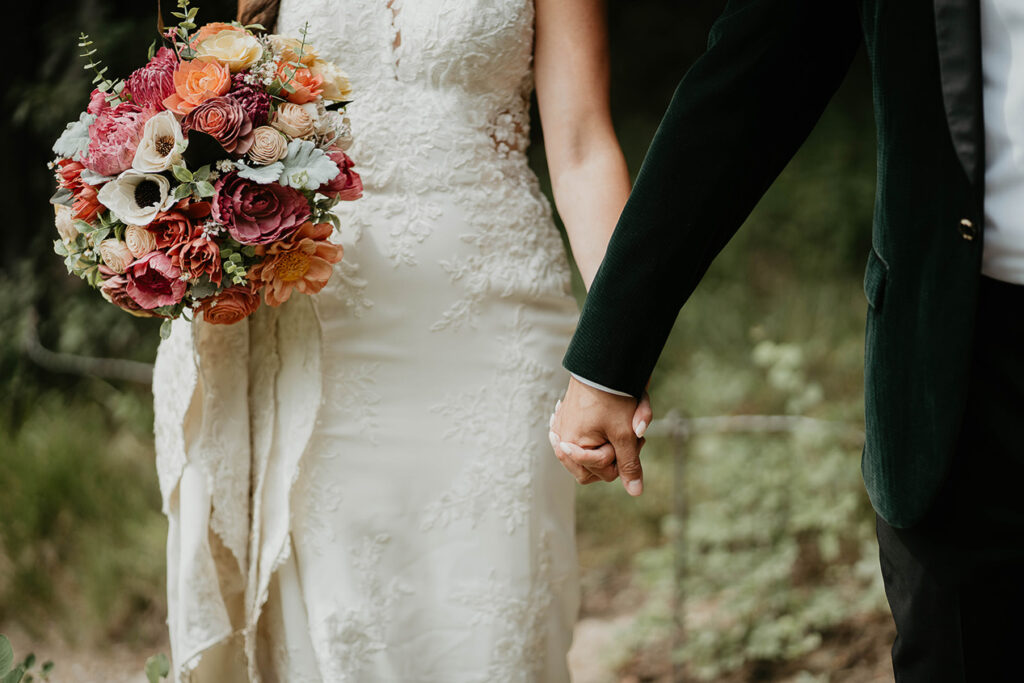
[981,0,1024,283]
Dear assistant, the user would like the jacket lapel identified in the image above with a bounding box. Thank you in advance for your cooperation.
[933,0,984,189]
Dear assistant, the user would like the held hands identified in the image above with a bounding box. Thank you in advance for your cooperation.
[548,377,653,496]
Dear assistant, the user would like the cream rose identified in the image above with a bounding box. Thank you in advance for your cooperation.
[272,102,315,139]
[133,111,185,173]
[97,238,135,274]
[310,59,352,101]
[124,224,158,258]
[97,170,176,226]
[268,35,318,66]
[248,126,289,164]
[54,205,78,243]
[195,30,263,72]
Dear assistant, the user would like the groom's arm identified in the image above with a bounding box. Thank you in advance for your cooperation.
[563,0,863,397]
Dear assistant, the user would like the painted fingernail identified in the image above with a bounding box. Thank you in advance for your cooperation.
[555,399,562,411]
[548,431,559,447]
[549,413,555,428]
[635,420,648,439]
[559,442,573,456]
[626,479,643,496]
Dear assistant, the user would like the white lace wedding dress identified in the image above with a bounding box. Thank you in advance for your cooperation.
[152,1,581,680]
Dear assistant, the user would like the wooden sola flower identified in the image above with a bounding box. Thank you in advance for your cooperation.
[249,222,343,306]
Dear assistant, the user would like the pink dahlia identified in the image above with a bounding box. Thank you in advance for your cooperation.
[212,173,311,245]
[124,251,187,309]
[83,102,151,177]
[317,148,363,201]
[125,47,178,110]
[227,73,272,127]
[87,88,110,116]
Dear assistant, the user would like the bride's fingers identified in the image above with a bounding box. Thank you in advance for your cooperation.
[560,442,619,482]
[632,391,653,439]
[550,430,597,484]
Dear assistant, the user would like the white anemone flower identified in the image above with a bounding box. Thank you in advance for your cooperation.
[97,170,176,226]
[132,111,185,173]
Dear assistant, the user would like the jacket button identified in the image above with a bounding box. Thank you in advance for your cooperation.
[959,218,978,241]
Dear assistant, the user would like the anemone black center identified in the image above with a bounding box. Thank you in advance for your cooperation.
[134,179,162,208]
[155,135,175,157]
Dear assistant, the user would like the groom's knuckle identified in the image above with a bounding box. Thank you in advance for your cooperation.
[618,458,643,477]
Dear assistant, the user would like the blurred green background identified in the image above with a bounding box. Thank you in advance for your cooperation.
[1,1,890,681]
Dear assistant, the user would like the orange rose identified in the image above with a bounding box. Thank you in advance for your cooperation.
[277,64,324,105]
[249,222,342,306]
[163,58,232,116]
[199,283,261,324]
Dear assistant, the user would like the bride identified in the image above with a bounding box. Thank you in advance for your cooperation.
[152,0,645,680]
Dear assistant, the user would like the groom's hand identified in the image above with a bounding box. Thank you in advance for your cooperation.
[549,377,652,496]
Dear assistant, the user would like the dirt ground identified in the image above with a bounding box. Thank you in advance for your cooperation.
[4,610,895,683]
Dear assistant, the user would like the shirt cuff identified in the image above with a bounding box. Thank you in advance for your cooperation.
[569,373,633,397]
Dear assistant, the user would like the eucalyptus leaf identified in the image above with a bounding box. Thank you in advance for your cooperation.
[171,165,194,183]
[145,653,170,683]
[49,187,73,207]
[79,169,115,186]
[51,112,96,160]
[173,184,193,200]
[53,240,69,257]
[159,320,173,340]
[195,181,216,198]
[189,279,217,300]
[1,666,23,683]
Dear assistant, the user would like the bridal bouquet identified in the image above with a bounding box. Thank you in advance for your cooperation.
[49,2,362,336]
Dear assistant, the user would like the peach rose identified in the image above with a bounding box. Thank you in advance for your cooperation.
[124,224,158,258]
[248,126,288,164]
[192,22,243,47]
[199,284,261,325]
[97,239,134,274]
[310,59,352,101]
[163,58,232,116]
[271,102,315,139]
[277,64,323,105]
[268,35,318,67]
[195,28,263,72]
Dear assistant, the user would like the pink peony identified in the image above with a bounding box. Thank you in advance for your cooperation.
[228,72,272,127]
[318,147,363,201]
[183,95,254,156]
[100,272,155,316]
[87,89,110,116]
[124,251,187,309]
[125,47,178,110]
[83,102,152,177]
[212,173,311,245]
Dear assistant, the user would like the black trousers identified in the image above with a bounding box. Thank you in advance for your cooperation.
[877,276,1024,682]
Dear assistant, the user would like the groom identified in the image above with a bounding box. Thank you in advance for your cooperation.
[551,0,1024,679]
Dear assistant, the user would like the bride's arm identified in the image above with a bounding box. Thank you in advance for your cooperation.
[535,0,630,290]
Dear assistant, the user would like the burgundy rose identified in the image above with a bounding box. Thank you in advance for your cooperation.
[183,96,255,156]
[317,147,363,201]
[169,235,222,285]
[212,173,311,245]
[125,251,187,309]
[83,102,152,177]
[227,72,272,127]
[125,47,178,110]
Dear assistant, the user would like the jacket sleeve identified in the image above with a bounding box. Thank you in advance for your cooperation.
[562,0,863,397]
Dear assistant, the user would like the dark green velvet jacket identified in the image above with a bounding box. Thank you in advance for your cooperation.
[563,0,985,529]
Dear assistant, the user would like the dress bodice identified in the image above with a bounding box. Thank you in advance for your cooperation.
[277,0,537,193]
